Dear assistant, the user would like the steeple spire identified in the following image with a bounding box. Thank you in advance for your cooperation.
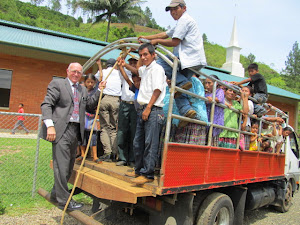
[229,17,239,47]
[221,17,245,77]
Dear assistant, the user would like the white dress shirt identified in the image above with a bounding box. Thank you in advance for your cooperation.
[166,12,207,69]
[95,67,122,96]
[120,69,135,101]
[137,60,166,107]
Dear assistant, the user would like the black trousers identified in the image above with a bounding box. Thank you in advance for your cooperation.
[51,122,79,205]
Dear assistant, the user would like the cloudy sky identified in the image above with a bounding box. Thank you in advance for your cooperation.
[140,0,300,72]
[21,0,299,72]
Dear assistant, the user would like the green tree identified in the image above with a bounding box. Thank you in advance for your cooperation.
[73,0,144,42]
[30,0,44,6]
[77,16,83,23]
[247,53,256,64]
[202,33,208,42]
[112,26,136,41]
[50,0,61,11]
[87,17,93,23]
[282,41,300,93]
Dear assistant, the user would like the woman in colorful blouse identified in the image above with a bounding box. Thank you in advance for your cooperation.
[205,75,225,146]
[218,87,247,149]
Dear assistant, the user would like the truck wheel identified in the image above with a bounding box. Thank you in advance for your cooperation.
[275,181,293,213]
[196,192,234,225]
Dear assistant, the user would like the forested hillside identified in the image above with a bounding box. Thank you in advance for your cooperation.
[0,0,295,93]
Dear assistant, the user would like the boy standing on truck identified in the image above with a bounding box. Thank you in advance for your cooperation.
[231,63,268,117]
[116,57,138,167]
[125,43,166,185]
[138,0,206,123]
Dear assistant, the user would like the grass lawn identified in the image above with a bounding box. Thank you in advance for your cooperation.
[0,137,92,216]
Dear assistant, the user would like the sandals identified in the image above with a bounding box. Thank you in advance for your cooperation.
[76,156,102,164]
[93,158,103,164]
[76,156,83,161]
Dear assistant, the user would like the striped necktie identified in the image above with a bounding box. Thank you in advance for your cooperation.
[71,84,79,122]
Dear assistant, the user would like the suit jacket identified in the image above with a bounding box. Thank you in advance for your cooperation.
[40,78,100,143]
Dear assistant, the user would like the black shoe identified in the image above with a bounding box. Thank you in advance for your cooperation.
[58,200,83,211]
[99,153,111,162]
[68,187,83,195]
[111,154,117,162]
[116,161,127,166]
[128,162,135,168]
[50,196,58,204]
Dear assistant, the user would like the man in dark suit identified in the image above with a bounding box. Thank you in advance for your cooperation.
[41,62,105,210]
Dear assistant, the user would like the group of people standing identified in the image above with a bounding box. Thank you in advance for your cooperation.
[39,0,290,212]
[40,0,208,210]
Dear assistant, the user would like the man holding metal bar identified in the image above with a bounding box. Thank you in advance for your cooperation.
[139,0,207,126]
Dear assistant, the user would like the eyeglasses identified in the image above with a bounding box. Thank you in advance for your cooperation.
[69,70,82,75]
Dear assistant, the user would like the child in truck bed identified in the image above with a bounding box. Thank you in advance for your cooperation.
[231,63,268,117]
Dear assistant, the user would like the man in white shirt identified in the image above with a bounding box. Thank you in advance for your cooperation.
[139,0,207,124]
[95,58,122,162]
[116,58,138,167]
[125,43,166,185]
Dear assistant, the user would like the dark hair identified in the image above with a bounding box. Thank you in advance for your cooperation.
[242,85,254,95]
[84,74,97,82]
[19,103,24,107]
[209,74,220,80]
[206,74,221,88]
[248,63,258,71]
[283,126,293,133]
[138,43,155,55]
[262,138,271,146]
[251,120,259,126]
[179,3,185,8]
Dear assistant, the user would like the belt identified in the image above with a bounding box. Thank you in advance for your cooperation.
[121,100,134,105]
[104,94,120,98]
[138,105,162,110]
[69,122,79,127]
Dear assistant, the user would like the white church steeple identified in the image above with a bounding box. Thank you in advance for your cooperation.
[221,18,245,77]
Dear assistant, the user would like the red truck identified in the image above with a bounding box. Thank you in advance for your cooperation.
[41,38,300,225]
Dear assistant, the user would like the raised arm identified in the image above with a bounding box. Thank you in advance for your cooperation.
[139,32,169,41]
[231,78,251,86]
[118,59,133,88]
[96,59,103,81]
[240,92,249,116]
[139,32,180,47]
[124,62,139,76]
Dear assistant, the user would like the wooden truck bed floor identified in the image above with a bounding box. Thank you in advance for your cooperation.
[68,159,159,203]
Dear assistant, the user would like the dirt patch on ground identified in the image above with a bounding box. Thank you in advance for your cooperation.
[0,147,21,158]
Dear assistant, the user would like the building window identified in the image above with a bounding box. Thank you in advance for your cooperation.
[53,76,64,80]
[0,69,12,108]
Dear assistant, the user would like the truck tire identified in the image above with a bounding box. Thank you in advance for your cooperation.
[275,181,293,213]
[196,192,234,225]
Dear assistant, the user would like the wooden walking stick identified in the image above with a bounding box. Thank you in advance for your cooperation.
[60,48,131,225]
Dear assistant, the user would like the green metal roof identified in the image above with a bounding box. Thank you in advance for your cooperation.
[201,67,300,101]
[0,19,121,60]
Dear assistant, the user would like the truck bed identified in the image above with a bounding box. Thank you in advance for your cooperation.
[68,143,286,204]
[68,160,158,204]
